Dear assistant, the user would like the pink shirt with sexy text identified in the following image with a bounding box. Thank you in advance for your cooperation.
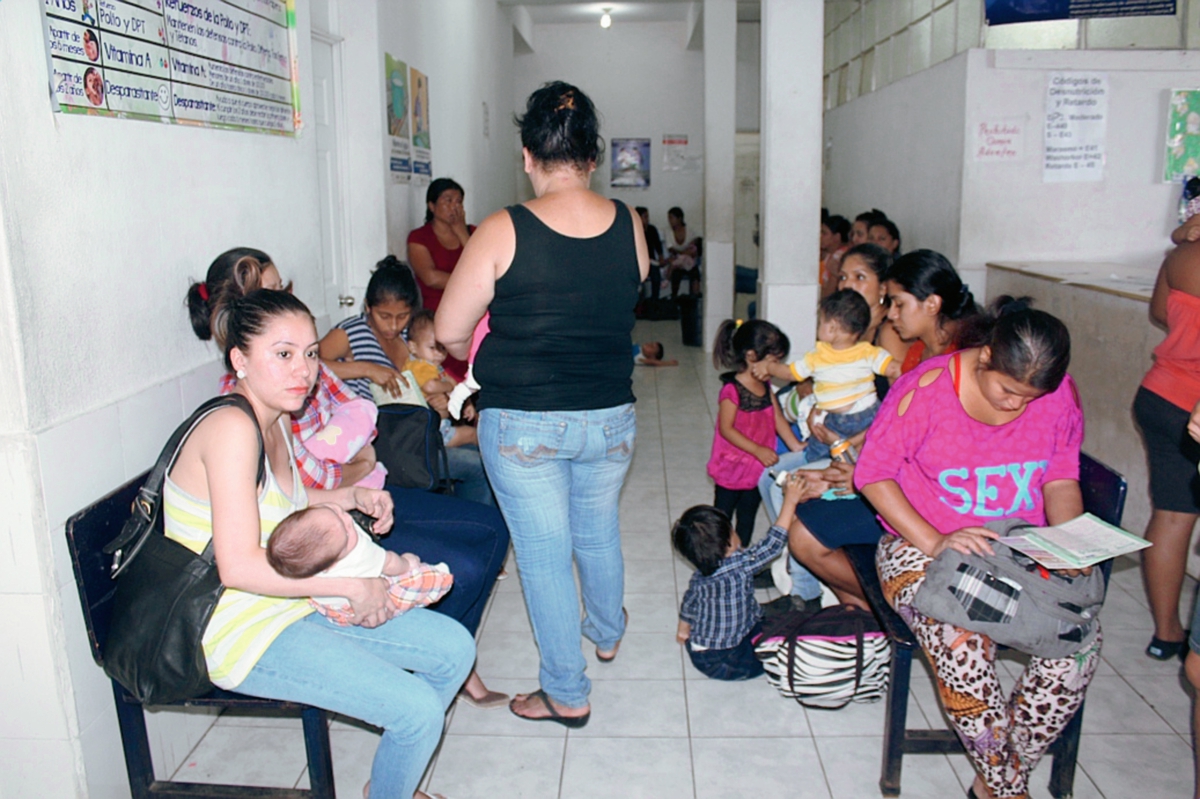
[854,353,1083,535]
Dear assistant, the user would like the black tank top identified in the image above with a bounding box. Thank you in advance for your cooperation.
[476,200,641,411]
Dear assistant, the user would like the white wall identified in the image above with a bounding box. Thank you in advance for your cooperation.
[959,48,1200,277]
[379,0,518,260]
[736,22,761,132]
[822,52,969,275]
[514,21,706,239]
[0,0,518,795]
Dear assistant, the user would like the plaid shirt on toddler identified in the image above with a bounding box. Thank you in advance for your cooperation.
[679,525,788,650]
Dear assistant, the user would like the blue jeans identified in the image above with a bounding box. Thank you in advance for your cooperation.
[757,450,823,601]
[382,486,509,636]
[478,404,636,708]
[801,402,879,463]
[236,609,474,799]
[687,623,764,680]
[446,444,497,507]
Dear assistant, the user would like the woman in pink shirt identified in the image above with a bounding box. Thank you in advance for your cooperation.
[856,299,1094,799]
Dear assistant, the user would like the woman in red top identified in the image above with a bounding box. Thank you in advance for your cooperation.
[407,178,473,379]
[1134,216,1200,661]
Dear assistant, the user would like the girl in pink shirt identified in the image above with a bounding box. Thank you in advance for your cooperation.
[707,319,803,547]
[856,298,1097,799]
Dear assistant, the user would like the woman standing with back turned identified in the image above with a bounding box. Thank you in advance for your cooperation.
[438,81,649,726]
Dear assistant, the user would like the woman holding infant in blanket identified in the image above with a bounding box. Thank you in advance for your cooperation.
[855,296,1096,799]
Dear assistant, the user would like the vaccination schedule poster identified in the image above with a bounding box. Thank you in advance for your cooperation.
[42,0,301,135]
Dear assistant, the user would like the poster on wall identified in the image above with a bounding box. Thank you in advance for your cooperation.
[1043,72,1108,183]
[1165,90,1200,183]
[41,0,301,135]
[410,66,431,185]
[611,138,650,188]
[662,133,702,173]
[986,0,1175,25]
[385,52,411,184]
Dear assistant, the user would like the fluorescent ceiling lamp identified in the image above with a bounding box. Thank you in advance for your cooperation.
[600,7,611,28]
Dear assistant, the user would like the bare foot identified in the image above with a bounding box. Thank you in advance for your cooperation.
[458,669,509,708]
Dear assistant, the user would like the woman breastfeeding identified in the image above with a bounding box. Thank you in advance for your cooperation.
[167,289,473,799]
[779,250,978,608]
[188,248,510,709]
[856,299,1095,799]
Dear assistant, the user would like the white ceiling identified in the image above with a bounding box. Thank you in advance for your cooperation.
[495,1,761,25]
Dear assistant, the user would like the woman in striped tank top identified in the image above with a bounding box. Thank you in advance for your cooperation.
[166,290,473,799]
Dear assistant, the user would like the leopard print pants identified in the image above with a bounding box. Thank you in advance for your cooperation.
[877,535,1102,798]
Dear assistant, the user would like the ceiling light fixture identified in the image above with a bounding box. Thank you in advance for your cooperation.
[600,7,612,28]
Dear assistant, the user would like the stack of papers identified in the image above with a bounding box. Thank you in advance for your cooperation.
[998,513,1150,570]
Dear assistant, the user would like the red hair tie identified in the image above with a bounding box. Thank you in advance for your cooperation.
[198,283,210,302]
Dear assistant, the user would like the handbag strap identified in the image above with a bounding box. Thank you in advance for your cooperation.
[104,394,265,574]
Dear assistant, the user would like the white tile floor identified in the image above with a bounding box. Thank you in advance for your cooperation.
[179,320,1195,798]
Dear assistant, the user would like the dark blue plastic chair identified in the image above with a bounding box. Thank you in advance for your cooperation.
[66,475,336,799]
[845,452,1126,798]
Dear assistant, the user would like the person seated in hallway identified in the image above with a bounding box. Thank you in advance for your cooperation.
[664,206,703,297]
[770,250,977,612]
[868,217,902,255]
[858,299,1096,799]
[189,247,509,711]
[637,206,667,300]
[752,289,900,465]
[319,257,496,508]
[674,472,808,681]
[849,208,888,246]
[407,177,474,380]
[402,309,478,449]
[167,288,474,799]
[819,213,851,297]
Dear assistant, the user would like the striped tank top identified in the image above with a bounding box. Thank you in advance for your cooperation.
[163,418,313,689]
[334,313,394,400]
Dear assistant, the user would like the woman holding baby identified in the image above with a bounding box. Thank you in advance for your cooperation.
[168,287,471,799]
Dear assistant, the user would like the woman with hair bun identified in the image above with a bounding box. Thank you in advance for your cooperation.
[886,249,978,372]
[189,247,511,713]
[437,81,650,727]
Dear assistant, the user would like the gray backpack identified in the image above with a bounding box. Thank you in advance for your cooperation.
[912,521,1105,659]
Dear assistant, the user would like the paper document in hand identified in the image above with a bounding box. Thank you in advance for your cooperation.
[998,513,1150,570]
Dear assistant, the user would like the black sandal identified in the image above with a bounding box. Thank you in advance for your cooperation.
[509,689,590,729]
[1146,634,1188,661]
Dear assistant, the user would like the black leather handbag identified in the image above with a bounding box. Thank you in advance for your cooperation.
[374,403,451,492]
[102,395,263,704]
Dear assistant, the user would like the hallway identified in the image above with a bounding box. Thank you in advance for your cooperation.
[168,319,1193,798]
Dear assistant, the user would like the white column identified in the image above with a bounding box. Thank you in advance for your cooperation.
[759,0,823,354]
[703,0,737,349]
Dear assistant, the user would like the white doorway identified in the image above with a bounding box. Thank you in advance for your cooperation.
[311,28,353,331]
[734,132,760,320]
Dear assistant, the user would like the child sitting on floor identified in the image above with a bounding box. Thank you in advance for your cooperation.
[404,309,478,447]
[674,471,807,680]
[266,503,454,626]
[753,289,900,462]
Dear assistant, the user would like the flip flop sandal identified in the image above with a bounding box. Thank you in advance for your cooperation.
[509,689,589,728]
[596,608,629,662]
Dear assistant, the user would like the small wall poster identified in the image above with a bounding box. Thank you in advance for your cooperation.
[410,66,431,185]
[42,0,301,135]
[611,138,650,188]
[1165,89,1200,183]
[385,52,411,184]
[662,133,702,173]
[1043,72,1108,183]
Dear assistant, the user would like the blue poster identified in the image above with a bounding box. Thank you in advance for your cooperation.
[986,0,1175,25]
